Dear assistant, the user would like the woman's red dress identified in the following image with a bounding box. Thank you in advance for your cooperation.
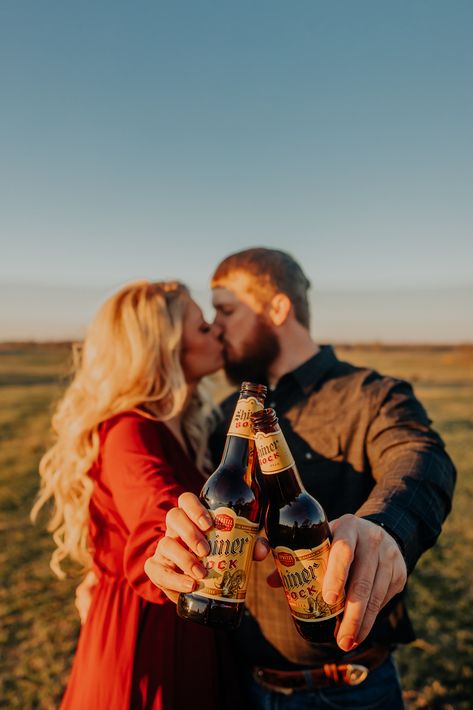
[60,410,237,710]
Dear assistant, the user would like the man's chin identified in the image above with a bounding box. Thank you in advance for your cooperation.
[223,358,268,387]
[222,322,279,386]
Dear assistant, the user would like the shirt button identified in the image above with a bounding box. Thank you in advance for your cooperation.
[305,452,313,460]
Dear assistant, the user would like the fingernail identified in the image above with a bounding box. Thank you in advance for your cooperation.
[196,540,210,557]
[324,592,338,605]
[338,636,356,652]
[192,564,206,580]
[184,578,195,591]
[198,513,213,530]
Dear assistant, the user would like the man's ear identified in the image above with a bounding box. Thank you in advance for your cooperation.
[268,293,292,326]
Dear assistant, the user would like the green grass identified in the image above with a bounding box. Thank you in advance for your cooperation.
[1,344,472,709]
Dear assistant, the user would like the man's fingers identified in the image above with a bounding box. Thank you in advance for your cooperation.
[322,526,356,605]
[177,492,213,531]
[379,553,408,610]
[353,566,392,645]
[347,542,407,647]
[335,530,406,651]
[165,507,210,557]
[334,530,382,650]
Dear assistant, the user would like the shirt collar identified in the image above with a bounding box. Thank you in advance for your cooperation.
[274,345,338,397]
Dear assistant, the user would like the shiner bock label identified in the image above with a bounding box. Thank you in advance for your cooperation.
[273,540,345,622]
[227,397,263,439]
[254,428,295,474]
[193,507,259,603]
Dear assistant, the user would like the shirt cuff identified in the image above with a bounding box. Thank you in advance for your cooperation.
[360,512,414,574]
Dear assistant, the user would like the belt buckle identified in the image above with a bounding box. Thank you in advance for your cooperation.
[344,664,369,685]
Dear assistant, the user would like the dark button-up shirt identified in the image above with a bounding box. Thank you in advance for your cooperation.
[209,346,456,668]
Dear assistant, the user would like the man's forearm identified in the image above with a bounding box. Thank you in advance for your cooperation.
[357,446,456,573]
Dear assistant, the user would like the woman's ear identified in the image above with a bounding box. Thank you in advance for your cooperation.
[268,293,292,326]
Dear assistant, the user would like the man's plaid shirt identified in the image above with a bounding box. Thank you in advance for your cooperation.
[209,345,456,668]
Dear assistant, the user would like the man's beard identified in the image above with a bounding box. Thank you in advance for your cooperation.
[223,317,280,386]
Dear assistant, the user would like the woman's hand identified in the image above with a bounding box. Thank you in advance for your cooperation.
[75,570,99,624]
[144,492,270,603]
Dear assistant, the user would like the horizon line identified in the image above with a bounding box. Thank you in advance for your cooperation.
[1,340,472,349]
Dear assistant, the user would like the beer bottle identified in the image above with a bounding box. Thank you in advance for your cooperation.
[177,381,267,629]
[251,407,345,643]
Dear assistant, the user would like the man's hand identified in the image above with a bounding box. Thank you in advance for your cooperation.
[267,514,407,650]
[323,515,407,651]
[144,492,270,603]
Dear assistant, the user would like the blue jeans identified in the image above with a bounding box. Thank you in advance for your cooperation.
[247,657,405,709]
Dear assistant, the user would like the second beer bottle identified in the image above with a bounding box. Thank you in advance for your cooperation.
[251,407,345,643]
[177,381,267,629]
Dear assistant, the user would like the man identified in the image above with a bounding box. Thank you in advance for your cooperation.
[145,248,455,708]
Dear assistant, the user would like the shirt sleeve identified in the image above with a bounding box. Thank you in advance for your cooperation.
[100,414,185,604]
[357,379,456,574]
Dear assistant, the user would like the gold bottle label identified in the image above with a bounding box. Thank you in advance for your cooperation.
[273,540,345,622]
[227,396,264,439]
[193,507,259,603]
[255,428,295,474]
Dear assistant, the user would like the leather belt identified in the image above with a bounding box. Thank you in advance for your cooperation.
[253,644,391,695]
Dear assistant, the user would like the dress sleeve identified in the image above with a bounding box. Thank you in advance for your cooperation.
[357,379,456,574]
[100,414,184,604]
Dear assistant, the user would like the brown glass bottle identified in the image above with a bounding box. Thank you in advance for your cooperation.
[177,382,267,629]
[251,408,344,643]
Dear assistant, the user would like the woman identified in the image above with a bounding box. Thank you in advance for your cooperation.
[32,280,236,709]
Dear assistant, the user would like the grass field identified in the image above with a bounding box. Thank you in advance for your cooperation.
[1,343,472,709]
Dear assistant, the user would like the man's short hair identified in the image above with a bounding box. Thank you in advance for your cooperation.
[212,247,311,328]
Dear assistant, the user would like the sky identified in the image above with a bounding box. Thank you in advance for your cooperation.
[0,1,472,341]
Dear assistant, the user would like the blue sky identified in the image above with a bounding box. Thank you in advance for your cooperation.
[0,1,472,340]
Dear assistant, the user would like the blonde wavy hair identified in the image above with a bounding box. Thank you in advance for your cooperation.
[31,280,214,579]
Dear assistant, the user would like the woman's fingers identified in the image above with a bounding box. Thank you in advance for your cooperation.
[253,537,270,561]
[144,554,196,602]
[144,495,215,603]
[178,492,213,531]
[165,507,210,557]
[266,569,282,588]
[145,496,215,604]
[157,536,207,580]
[148,498,279,603]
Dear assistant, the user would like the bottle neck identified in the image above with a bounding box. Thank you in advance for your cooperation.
[262,465,305,505]
[220,433,252,469]
[218,390,265,475]
[227,393,265,439]
[253,419,307,504]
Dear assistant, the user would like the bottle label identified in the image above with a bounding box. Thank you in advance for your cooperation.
[227,396,263,440]
[193,507,259,603]
[273,540,345,622]
[255,428,295,474]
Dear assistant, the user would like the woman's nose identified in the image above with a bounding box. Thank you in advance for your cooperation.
[211,321,223,338]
